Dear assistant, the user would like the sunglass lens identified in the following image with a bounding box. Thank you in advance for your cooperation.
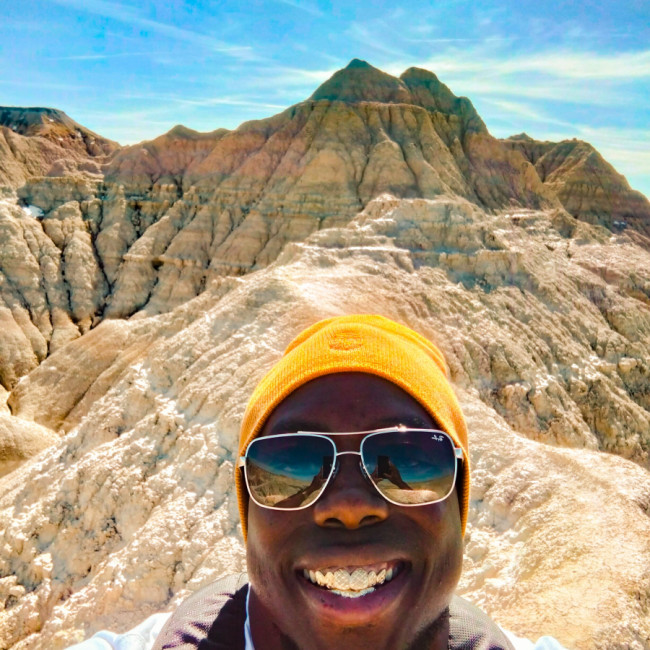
[361,430,457,505]
[245,435,334,509]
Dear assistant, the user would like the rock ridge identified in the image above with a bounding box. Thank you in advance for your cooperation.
[1,61,648,400]
[310,59,486,133]
[504,134,650,240]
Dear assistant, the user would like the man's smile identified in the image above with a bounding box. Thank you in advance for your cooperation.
[300,560,405,597]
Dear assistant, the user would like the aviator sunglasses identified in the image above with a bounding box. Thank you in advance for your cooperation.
[238,427,464,510]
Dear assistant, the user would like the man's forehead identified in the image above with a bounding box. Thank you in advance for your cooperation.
[260,372,437,436]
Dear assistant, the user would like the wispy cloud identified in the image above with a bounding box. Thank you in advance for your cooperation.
[452,77,630,106]
[49,0,261,61]
[176,97,288,110]
[120,92,288,111]
[275,0,325,18]
[479,98,575,128]
[404,36,513,43]
[347,22,411,59]
[245,65,336,92]
[420,48,650,80]
[378,44,650,111]
[0,79,93,91]
[48,51,157,61]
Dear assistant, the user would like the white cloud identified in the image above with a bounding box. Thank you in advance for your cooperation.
[0,79,93,91]
[418,48,650,80]
[478,98,575,128]
[244,65,337,93]
[449,77,631,107]
[377,44,650,111]
[165,97,288,110]
[347,22,411,59]
[48,52,156,61]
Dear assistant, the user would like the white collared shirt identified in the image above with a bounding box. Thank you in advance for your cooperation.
[244,585,255,650]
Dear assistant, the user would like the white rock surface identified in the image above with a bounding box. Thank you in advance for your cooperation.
[0,195,649,649]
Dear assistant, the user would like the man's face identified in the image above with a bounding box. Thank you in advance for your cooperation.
[246,372,464,650]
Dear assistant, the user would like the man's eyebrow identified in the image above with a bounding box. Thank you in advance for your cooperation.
[267,416,439,435]
[372,416,440,429]
[266,419,331,435]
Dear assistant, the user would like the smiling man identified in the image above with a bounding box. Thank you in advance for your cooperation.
[153,315,515,650]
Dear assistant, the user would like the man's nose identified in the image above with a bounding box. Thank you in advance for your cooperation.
[313,455,389,529]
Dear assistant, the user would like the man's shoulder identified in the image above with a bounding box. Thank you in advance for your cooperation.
[449,596,515,650]
[152,573,248,650]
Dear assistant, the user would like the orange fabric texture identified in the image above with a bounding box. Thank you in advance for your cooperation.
[236,314,470,539]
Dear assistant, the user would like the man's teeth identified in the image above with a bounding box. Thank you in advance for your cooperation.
[303,566,396,594]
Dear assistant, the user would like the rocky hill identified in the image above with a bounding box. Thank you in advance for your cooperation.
[0,60,649,649]
[0,107,118,189]
[503,133,650,240]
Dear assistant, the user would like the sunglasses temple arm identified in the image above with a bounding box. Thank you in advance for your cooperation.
[455,448,464,460]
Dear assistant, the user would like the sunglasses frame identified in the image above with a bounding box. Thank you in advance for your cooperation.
[238,427,464,511]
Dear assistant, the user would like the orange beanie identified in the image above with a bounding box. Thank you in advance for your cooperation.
[236,314,470,539]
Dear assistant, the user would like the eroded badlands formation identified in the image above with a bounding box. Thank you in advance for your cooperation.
[0,60,649,649]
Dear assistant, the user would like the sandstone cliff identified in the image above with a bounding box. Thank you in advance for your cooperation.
[0,61,649,650]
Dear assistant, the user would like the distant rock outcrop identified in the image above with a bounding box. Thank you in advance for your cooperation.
[1,61,650,650]
[0,107,118,188]
[504,134,650,240]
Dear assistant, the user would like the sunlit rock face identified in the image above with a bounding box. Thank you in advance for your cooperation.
[504,133,650,241]
[1,61,650,650]
[0,107,117,188]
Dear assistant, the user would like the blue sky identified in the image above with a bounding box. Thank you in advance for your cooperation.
[2,0,649,197]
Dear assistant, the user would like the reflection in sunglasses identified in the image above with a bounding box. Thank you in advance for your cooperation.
[242,429,461,510]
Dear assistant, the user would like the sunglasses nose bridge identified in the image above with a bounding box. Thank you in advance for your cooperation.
[331,450,372,486]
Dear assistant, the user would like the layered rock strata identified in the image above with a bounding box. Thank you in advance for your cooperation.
[0,108,117,188]
[4,62,648,400]
[504,133,650,241]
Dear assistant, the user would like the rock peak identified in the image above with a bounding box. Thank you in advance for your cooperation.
[0,106,71,134]
[0,105,119,147]
[308,62,486,133]
[345,58,372,69]
[507,132,535,142]
[310,60,412,104]
[166,124,201,138]
[401,66,440,82]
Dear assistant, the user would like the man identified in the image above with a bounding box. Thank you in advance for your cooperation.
[153,314,514,650]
